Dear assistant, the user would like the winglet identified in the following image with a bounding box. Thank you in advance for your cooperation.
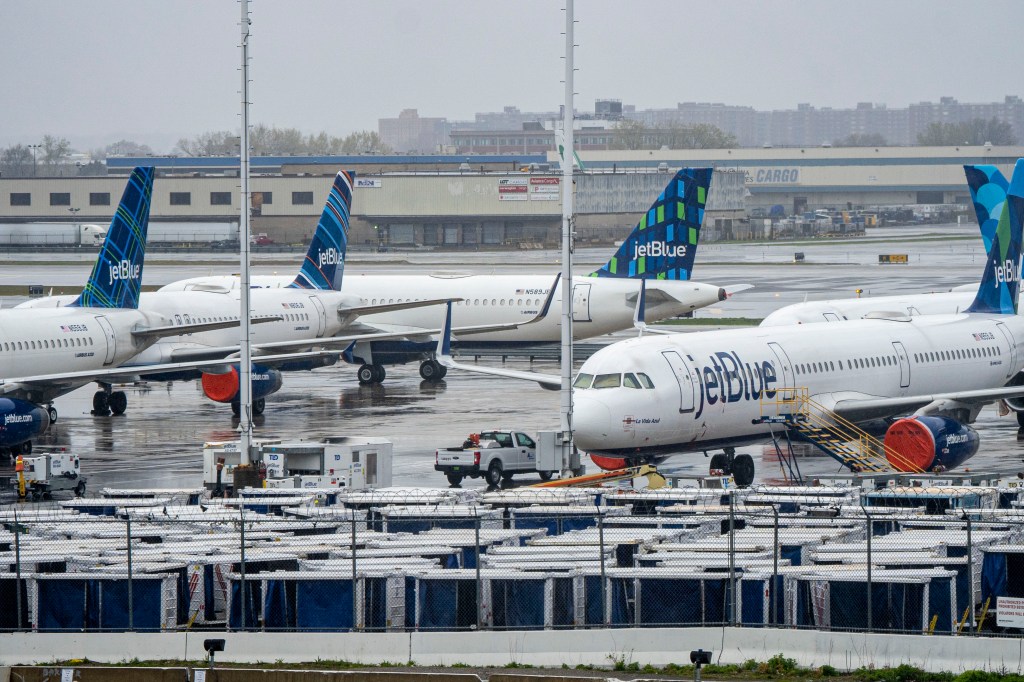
[69,166,154,309]
[966,158,1024,315]
[633,278,648,336]
[964,164,1009,255]
[589,167,712,280]
[288,170,355,291]
[436,301,454,366]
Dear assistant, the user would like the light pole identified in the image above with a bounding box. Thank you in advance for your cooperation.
[28,144,41,177]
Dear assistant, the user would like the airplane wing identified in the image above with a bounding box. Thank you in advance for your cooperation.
[337,297,462,317]
[434,301,561,390]
[0,349,344,394]
[130,315,282,341]
[829,385,1024,422]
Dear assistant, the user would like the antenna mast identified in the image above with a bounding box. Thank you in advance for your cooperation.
[238,0,254,464]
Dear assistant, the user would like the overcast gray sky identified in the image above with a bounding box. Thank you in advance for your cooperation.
[2,0,1022,153]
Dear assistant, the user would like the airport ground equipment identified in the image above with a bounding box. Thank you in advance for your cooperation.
[528,464,667,489]
[16,450,85,500]
[202,437,392,495]
[435,429,542,487]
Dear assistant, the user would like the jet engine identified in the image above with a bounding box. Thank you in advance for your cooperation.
[883,416,979,472]
[0,398,50,448]
[201,364,283,404]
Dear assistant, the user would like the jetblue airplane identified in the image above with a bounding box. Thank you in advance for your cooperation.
[0,167,259,453]
[159,168,750,384]
[22,171,480,415]
[441,159,1024,485]
[760,164,1010,326]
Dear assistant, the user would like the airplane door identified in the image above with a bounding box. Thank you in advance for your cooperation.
[308,296,327,337]
[892,341,910,388]
[822,312,841,322]
[94,315,117,365]
[996,322,1018,379]
[661,350,698,413]
[572,283,592,322]
[767,341,795,400]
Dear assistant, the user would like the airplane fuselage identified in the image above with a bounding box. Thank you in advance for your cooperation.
[573,313,1024,456]
[0,307,164,402]
[761,290,977,326]
[162,273,725,344]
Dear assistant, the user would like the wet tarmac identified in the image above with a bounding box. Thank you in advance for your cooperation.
[5,221,1024,495]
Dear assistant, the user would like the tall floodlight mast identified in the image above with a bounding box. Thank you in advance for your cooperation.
[559,0,576,452]
[238,0,254,464]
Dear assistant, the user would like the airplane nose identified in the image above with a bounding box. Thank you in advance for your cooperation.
[572,395,611,450]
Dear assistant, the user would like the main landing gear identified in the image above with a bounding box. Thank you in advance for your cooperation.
[92,385,128,416]
[46,404,58,424]
[357,364,386,385]
[418,359,447,383]
[709,447,756,487]
[230,398,266,417]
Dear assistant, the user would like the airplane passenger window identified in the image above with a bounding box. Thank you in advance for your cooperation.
[17,342,22,350]
[637,373,655,388]
[518,299,523,306]
[500,299,506,306]
[623,373,642,389]
[491,299,497,305]
[839,360,844,369]
[829,361,834,371]
[593,374,622,389]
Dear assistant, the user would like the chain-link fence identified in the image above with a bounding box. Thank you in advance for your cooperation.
[2,483,1023,635]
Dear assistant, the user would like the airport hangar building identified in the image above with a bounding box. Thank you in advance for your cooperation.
[1,145,1020,248]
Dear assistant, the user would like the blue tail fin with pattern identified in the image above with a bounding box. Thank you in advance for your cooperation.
[964,164,1009,255]
[589,167,712,280]
[288,170,354,291]
[967,159,1024,315]
[69,166,154,309]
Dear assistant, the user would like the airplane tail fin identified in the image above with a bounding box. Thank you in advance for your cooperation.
[69,166,154,309]
[966,159,1024,315]
[288,170,354,291]
[964,164,1009,254]
[589,167,712,280]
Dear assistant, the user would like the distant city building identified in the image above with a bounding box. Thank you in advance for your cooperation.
[377,109,451,153]
[382,96,1023,153]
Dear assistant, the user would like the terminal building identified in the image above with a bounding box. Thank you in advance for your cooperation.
[0,146,1020,249]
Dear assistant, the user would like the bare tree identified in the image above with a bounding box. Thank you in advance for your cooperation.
[0,144,34,177]
[40,134,71,166]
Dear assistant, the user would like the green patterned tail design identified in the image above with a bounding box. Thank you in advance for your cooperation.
[589,168,712,280]
[69,166,154,309]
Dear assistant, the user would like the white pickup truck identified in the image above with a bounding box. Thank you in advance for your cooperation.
[435,429,551,487]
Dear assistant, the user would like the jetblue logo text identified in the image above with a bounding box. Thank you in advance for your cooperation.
[4,413,33,425]
[318,248,340,268]
[108,260,140,286]
[634,242,687,260]
[694,352,777,419]
[994,258,1020,288]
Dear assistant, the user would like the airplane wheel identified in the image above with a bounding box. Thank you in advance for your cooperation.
[13,441,32,456]
[419,360,438,381]
[47,405,58,424]
[253,398,266,416]
[372,365,386,383]
[709,453,729,476]
[357,365,375,384]
[732,454,756,487]
[92,391,110,416]
[446,473,463,487]
[485,461,503,487]
[1017,411,1024,429]
[437,364,448,379]
[109,391,127,416]
[231,401,241,417]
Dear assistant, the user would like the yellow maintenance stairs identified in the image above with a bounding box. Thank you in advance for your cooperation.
[758,387,924,474]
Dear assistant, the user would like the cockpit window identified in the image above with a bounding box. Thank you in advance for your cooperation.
[637,373,655,389]
[623,373,642,389]
[573,373,593,389]
[593,373,621,389]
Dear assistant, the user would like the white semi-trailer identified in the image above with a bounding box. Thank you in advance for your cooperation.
[0,223,106,246]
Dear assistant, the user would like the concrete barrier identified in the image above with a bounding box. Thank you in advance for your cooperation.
[2,627,1022,673]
